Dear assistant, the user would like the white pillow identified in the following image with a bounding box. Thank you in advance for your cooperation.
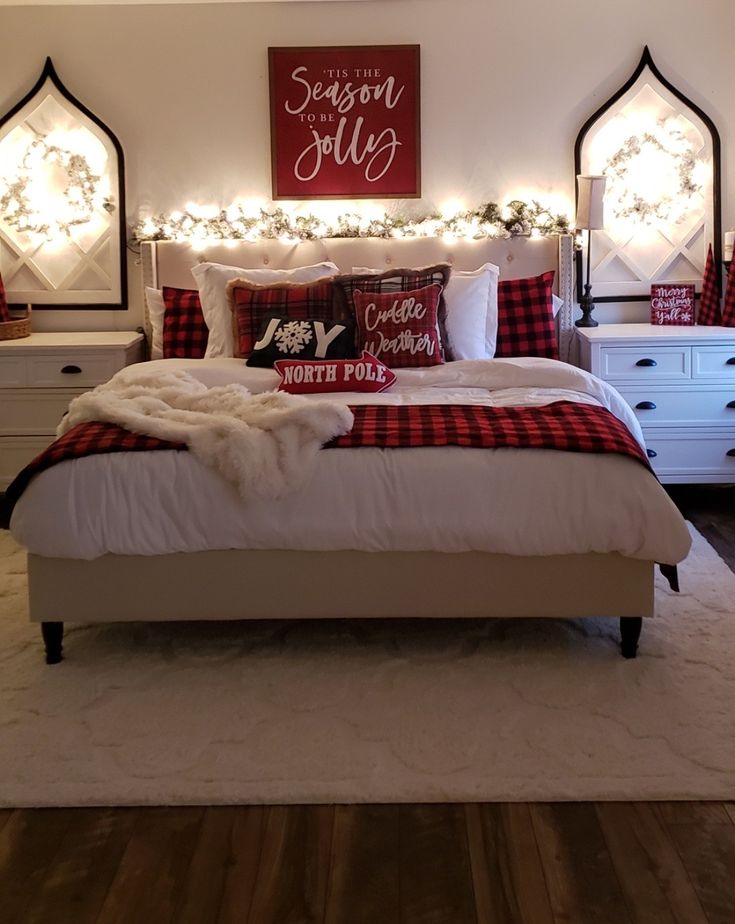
[552,294,563,317]
[191,261,340,357]
[144,286,166,360]
[352,262,499,360]
[449,263,500,359]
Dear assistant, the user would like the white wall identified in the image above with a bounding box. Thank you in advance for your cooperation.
[0,0,732,330]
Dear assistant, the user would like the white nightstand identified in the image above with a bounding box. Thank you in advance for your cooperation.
[577,324,735,483]
[0,331,144,489]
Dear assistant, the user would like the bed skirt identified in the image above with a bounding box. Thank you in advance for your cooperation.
[28,549,654,623]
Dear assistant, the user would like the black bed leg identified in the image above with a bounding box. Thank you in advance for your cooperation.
[620,617,642,659]
[41,622,64,665]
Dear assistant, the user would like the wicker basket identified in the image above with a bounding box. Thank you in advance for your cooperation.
[0,306,31,341]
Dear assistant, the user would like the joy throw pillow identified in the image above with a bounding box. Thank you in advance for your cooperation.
[246,316,355,368]
[352,283,444,368]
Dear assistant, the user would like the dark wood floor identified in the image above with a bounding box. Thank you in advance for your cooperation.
[1,802,735,923]
[1,485,734,923]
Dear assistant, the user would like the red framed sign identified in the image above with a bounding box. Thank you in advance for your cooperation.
[268,45,421,200]
[650,284,695,325]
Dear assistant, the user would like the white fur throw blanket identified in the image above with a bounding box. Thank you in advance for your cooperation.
[58,370,354,500]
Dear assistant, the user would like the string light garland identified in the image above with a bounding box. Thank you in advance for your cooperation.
[0,136,115,242]
[603,119,706,227]
[133,199,571,246]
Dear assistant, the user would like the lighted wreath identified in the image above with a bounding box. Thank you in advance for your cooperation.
[0,136,115,240]
[603,119,705,227]
[133,198,571,245]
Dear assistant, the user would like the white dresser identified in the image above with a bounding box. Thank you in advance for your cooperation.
[577,324,735,483]
[0,331,144,489]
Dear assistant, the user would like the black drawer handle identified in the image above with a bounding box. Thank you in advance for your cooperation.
[727,449,735,457]
[60,364,82,374]
[727,401,735,409]
[636,358,658,367]
[726,358,735,365]
[647,449,658,458]
[635,401,657,410]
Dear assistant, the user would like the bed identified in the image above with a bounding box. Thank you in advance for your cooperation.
[6,234,692,662]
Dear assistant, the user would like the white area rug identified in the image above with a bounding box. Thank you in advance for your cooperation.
[1,526,733,806]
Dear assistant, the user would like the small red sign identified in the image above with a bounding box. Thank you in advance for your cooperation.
[650,284,695,325]
[269,45,421,200]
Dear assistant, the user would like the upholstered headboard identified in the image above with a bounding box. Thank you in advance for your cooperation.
[140,234,575,361]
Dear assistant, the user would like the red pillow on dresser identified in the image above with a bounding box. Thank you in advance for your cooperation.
[494,270,558,359]
[161,287,209,359]
[227,278,338,358]
[352,283,444,368]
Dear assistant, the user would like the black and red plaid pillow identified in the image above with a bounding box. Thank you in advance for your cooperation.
[495,270,559,359]
[227,278,338,358]
[161,287,208,359]
[353,284,444,368]
[335,264,451,357]
[0,270,10,322]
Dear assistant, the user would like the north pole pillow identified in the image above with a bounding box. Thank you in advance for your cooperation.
[494,270,559,359]
[161,286,209,359]
[246,316,355,368]
[227,278,339,359]
[275,350,397,394]
[352,283,444,368]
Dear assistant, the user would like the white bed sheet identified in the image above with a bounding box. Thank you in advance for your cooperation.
[10,357,692,564]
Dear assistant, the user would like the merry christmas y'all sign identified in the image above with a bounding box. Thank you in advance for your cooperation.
[268,45,421,199]
[650,284,695,325]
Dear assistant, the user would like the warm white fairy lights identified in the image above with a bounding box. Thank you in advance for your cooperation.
[0,135,115,243]
[133,199,571,248]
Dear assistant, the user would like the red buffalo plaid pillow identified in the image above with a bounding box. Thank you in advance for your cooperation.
[227,278,338,358]
[161,287,208,359]
[0,271,10,322]
[353,283,444,368]
[495,270,558,359]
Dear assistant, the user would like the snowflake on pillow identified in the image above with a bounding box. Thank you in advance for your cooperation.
[274,320,314,354]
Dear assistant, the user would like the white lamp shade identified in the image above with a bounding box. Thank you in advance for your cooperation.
[575,175,607,230]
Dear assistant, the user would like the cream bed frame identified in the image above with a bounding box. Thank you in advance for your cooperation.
[28,234,652,662]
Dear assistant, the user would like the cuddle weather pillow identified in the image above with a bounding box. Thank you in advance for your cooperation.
[336,264,451,357]
[246,316,355,368]
[352,283,444,368]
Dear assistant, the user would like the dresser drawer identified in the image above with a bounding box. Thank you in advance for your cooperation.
[0,389,82,436]
[25,352,119,387]
[599,347,690,381]
[0,356,27,387]
[692,345,735,379]
[618,386,735,426]
[643,429,735,482]
[0,352,120,387]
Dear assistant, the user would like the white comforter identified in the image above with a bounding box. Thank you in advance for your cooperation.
[10,356,692,564]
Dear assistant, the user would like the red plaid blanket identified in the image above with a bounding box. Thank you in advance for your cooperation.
[3,401,650,513]
[329,403,649,463]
